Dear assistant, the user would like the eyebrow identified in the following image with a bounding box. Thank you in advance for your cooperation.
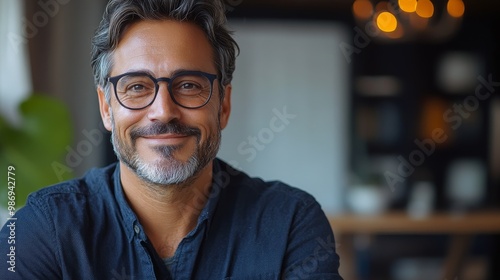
[121,68,209,77]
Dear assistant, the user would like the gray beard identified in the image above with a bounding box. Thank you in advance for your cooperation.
[110,114,221,188]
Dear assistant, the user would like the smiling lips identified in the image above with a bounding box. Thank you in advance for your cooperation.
[141,134,191,145]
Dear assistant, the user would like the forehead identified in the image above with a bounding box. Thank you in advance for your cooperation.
[111,20,216,75]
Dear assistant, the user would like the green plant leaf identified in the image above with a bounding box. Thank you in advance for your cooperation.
[19,94,73,156]
[0,94,74,207]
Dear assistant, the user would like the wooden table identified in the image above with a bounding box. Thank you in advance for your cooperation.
[328,211,500,279]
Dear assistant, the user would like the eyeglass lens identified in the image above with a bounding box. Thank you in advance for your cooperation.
[115,73,212,109]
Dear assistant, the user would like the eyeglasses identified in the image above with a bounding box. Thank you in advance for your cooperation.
[107,70,218,110]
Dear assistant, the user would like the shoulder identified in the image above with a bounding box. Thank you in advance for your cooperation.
[17,163,118,226]
[27,163,117,205]
[0,164,119,279]
[1,163,118,252]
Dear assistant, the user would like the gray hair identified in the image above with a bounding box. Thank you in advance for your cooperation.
[90,0,239,100]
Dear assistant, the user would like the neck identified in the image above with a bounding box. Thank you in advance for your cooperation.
[119,161,213,258]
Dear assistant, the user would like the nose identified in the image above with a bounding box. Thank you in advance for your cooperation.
[146,82,181,122]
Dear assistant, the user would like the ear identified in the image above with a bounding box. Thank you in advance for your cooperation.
[97,86,113,132]
[219,84,231,130]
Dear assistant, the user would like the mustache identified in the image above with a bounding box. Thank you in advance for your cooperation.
[130,121,201,142]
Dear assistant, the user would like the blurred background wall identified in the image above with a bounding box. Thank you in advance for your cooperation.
[217,21,350,214]
[25,0,107,176]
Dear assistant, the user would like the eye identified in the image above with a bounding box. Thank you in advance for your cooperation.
[179,82,200,90]
[128,84,147,92]
[174,81,204,95]
[171,74,210,97]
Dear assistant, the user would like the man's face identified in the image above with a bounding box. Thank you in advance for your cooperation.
[98,20,231,186]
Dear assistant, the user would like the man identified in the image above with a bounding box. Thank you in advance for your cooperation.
[0,0,342,279]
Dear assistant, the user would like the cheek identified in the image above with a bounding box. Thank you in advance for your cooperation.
[203,102,222,128]
[112,106,145,140]
[188,105,221,140]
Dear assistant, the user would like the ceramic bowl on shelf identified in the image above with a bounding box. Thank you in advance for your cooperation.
[346,185,388,216]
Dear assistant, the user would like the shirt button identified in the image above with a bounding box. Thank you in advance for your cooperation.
[134,225,140,234]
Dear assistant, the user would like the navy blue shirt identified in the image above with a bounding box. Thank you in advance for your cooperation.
[0,159,342,279]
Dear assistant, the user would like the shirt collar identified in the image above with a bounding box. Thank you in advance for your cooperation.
[197,158,225,235]
[112,159,228,242]
[112,165,142,242]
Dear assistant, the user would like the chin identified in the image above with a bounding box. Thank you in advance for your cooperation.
[134,155,200,187]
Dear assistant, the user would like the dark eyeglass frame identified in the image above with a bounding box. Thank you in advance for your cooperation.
[107,70,218,110]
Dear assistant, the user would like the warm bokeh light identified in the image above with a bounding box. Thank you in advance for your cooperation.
[377,11,398,32]
[353,0,374,19]
[384,25,404,39]
[416,0,434,18]
[399,0,417,13]
[349,0,465,41]
[447,0,465,18]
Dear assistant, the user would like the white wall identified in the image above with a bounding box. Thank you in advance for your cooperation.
[0,1,31,125]
[218,20,350,214]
